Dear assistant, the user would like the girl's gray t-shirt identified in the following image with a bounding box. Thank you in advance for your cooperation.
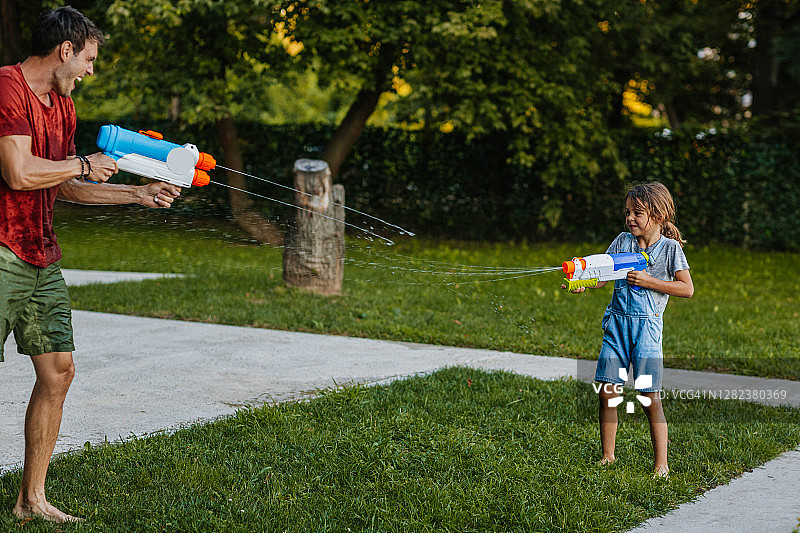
[606,232,690,314]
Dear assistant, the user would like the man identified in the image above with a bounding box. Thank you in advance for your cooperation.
[0,7,181,523]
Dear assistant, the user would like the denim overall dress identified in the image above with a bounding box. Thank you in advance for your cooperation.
[594,235,668,393]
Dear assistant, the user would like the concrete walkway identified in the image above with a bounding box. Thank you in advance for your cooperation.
[61,268,183,286]
[1,270,798,532]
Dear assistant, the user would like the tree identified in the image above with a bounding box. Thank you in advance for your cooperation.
[749,0,800,123]
[593,0,800,132]
[279,0,631,227]
[1,0,58,65]
[7,0,796,239]
[0,0,22,65]
[275,0,506,178]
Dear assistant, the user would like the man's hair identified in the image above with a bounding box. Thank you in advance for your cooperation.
[30,6,105,57]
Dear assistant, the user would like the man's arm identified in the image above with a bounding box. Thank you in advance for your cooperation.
[58,179,181,208]
[0,135,116,189]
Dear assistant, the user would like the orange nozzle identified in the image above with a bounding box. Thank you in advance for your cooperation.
[139,129,164,140]
[562,257,585,279]
[192,169,210,187]
[196,152,216,171]
[562,260,575,278]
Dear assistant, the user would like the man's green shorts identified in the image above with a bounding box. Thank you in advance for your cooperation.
[0,245,74,361]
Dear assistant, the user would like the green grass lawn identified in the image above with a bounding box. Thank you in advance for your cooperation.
[55,205,800,379]
[1,368,798,532]
[2,206,796,531]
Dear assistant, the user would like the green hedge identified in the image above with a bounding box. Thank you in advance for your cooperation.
[75,121,800,250]
[624,133,800,250]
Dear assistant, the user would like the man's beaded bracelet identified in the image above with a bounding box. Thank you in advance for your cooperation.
[77,155,92,179]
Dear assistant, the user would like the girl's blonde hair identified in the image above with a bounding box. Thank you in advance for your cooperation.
[626,182,685,247]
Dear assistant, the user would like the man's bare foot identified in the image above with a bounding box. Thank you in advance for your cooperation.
[13,500,84,523]
[597,455,616,465]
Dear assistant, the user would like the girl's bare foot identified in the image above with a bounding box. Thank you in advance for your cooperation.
[13,500,84,523]
[598,455,616,465]
[652,465,670,479]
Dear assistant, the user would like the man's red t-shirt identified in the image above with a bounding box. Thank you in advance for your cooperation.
[0,63,76,267]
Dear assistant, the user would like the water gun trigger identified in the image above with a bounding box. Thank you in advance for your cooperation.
[564,278,599,292]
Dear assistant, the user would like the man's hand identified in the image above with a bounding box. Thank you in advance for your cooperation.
[138,182,181,208]
[84,153,118,183]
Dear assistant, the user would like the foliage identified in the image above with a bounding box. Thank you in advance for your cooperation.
[607,1,752,129]
[8,0,799,232]
[89,0,287,123]
[10,1,799,247]
[5,1,799,140]
[6,0,797,129]
[625,130,800,250]
[273,0,798,186]
[2,368,799,531]
[280,0,629,204]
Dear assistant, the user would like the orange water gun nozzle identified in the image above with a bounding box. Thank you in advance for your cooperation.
[562,261,574,278]
[191,152,215,186]
[196,152,216,171]
[192,169,210,187]
[562,257,586,280]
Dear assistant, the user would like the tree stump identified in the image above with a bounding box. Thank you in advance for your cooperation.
[282,159,345,295]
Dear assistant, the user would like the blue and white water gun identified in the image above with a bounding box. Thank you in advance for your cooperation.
[95,124,216,188]
[562,252,650,292]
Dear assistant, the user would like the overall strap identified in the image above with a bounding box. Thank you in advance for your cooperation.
[625,232,668,266]
[646,235,669,266]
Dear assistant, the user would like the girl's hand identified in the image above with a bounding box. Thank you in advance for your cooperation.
[561,283,586,294]
[627,270,654,288]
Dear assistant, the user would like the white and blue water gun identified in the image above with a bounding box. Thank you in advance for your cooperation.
[562,252,650,292]
[95,124,216,188]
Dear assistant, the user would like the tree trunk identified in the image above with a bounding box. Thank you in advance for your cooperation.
[320,87,381,179]
[662,101,681,131]
[419,103,435,178]
[168,96,180,123]
[751,3,780,119]
[320,46,395,179]
[751,2,800,121]
[216,115,283,245]
[283,159,345,296]
[0,0,22,65]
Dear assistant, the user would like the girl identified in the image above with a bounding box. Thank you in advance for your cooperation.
[567,182,693,478]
